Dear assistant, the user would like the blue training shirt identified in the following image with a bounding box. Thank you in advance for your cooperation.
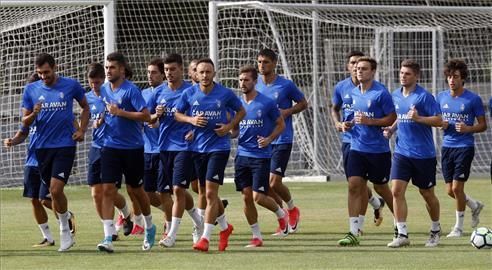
[238,92,281,158]
[331,77,356,143]
[176,83,242,153]
[392,84,441,159]
[20,124,38,167]
[100,80,147,149]
[142,87,160,153]
[21,77,85,149]
[350,81,395,153]
[437,89,485,148]
[256,75,304,145]
[86,91,107,148]
[149,81,193,152]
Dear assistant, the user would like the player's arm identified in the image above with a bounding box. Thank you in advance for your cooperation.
[3,129,29,147]
[258,115,285,148]
[281,97,308,118]
[410,112,442,127]
[107,104,151,122]
[175,111,207,127]
[455,115,487,133]
[215,106,246,137]
[230,123,239,139]
[356,111,397,127]
[383,120,398,139]
[21,103,41,127]
[72,97,90,142]
[330,103,344,132]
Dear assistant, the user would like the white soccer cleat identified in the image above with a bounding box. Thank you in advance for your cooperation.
[387,235,410,248]
[446,227,463,238]
[97,237,114,253]
[192,224,204,244]
[425,230,441,247]
[58,229,74,252]
[471,201,484,228]
[159,236,176,248]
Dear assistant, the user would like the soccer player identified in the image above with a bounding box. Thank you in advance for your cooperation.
[96,52,156,252]
[231,65,289,247]
[330,51,386,230]
[437,59,487,237]
[384,59,442,248]
[85,63,133,241]
[146,53,203,247]
[21,53,89,252]
[256,48,308,234]
[337,57,396,246]
[175,58,246,252]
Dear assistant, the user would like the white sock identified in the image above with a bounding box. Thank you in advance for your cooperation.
[286,199,295,210]
[275,207,285,219]
[134,214,144,227]
[197,208,205,218]
[455,211,464,230]
[168,217,181,239]
[465,195,478,210]
[38,222,54,242]
[118,204,130,218]
[102,219,114,239]
[165,221,172,234]
[57,211,70,232]
[431,221,441,232]
[358,215,365,232]
[216,214,228,231]
[187,207,203,227]
[396,222,408,236]
[349,217,359,235]
[250,223,262,240]
[143,214,153,230]
[202,223,215,240]
[368,196,381,209]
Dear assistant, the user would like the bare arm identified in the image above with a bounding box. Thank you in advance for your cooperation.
[21,103,41,127]
[108,104,151,122]
[215,106,246,137]
[3,130,29,147]
[258,116,285,148]
[72,97,90,142]
[355,111,397,127]
[455,115,487,133]
[280,98,308,118]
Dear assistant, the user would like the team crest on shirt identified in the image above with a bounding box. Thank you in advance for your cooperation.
[395,104,399,110]
[367,100,371,108]
[216,99,221,108]
[460,103,465,111]
[273,92,279,100]
[59,92,64,99]
[257,110,262,117]
[118,98,122,105]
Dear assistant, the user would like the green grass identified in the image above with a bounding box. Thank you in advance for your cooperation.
[1,180,491,269]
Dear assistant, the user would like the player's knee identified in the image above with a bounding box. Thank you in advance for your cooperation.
[252,192,264,204]
[242,191,254,204]
[31,198,42,207]
[451,185,464,196]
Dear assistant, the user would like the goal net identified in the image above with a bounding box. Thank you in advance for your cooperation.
[210,1,492,178]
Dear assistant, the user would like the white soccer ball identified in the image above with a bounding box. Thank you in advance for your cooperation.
[470,227,492,249]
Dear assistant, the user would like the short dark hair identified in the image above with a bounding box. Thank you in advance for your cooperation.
[163,53,183,66]
[444,59,468,81]
[35,53,56,68]
[401,59,421,75]
[27,73,40,83]
[357,56,377,70]
[148,57,164,74]
[239,65,258,80]
[347,51,364,61]
[106,52,133,79]
[87,63,105,79]
[258,48,277,62]
[195,58,215,69]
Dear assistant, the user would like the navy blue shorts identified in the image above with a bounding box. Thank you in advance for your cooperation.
[342,142,351,179]
[158,151,193,192]
[270,144,292,177]
[101,147,144,188]
[87,147,122,188]
[234,156,270,193]
[390,153,437,189]
[35,147,76,185]
[192,151,230,186]
[144,153,160,192]
[441,147,475,183]
[23,166,50,200]
[347,150,391,184]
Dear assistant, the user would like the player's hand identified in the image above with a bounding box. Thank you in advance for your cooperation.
[455,121,469,133]
[342,121,354,132]
[335,121,343,132]
[407,105,419,121]
[148,119,159,129]
[191,112,207,127]
[382,127,393,139]
[257,135,272,148]
[33,102,42,115]
[354,111,370,125]
[107,103,120,116]
[185,130,194,141]
[93,117,104,129]
[3,138,13,148]
[440,120,449,130]
[214,123,231,137]
[72,129,85,142]
[156,105,165,118]
[280,108,292,119]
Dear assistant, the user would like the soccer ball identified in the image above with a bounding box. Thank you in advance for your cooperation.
[470,227,492,249]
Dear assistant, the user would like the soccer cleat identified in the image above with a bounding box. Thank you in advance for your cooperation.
[373,198,385,226]
[218,223,234,251]
[192,224,204,244]
[245,238,263,248]
[222,199,229,209]
[471,201,484,228]
[387,234,410,248]
[112,234,119,241]
[115,214,124,232]
[159,236,176,248]
[393,226,398,240]
[425,230,440,247]
[68,211,76,235]
[58,229,75,252]
[337,232,360,246]
[131,224,145,235]
[193,237,209,252]
[97,237,114,253]
[273,209,289,237]
[446,227,463,238]
[288,207,300,233]
[32,238,55,248]
[142,224,156,251]
[123,216,134,236]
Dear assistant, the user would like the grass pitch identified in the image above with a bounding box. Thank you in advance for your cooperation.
[1,180,491,269]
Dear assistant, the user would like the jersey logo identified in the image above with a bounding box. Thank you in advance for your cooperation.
[38,95,45,101]
[91,105,96,110]
[258,186,265,192]
[57,172,65,178]
[275,167,282,173]
[164,185,170,190]
[160,98,167,104]
[273,92,279,100]
[193,100,200,106]
[59,92,64,99]
[344,94,350,98]
[367,100,371,108]
[180,180,187,185]
[395,104,399,110]
[212,174,219,180]
[460,103,465,111]
[216,100,221,108]
[118,98,122,105]
[443,103,449,109]
[257,110,262,117]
